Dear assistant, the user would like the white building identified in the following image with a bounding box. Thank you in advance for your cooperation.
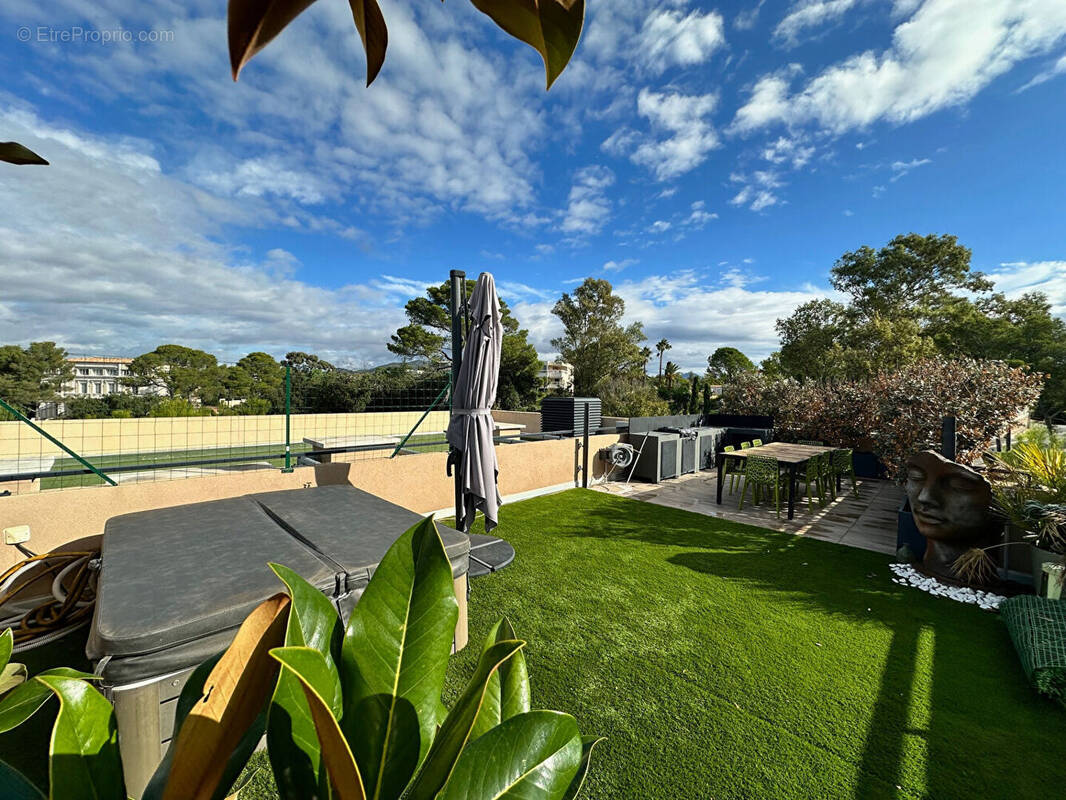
[61,356,133,398]
[539,361,574,393]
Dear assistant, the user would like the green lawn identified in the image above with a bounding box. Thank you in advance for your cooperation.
[40,433,448,489]
[6,489,1065,798]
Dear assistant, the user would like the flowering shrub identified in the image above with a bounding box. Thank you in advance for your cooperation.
[723,357,1043,478]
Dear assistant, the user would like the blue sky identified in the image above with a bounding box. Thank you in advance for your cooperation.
[1,0,1065,372]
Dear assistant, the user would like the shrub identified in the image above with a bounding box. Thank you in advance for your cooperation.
[597,376,669,417]
[723,357,1043,478]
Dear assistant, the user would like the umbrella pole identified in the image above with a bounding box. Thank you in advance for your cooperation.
[449,269,466,526]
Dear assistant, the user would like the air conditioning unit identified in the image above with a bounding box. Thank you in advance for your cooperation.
[627,430,681,482]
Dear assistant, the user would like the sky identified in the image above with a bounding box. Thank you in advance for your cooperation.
[1,0,1065,373]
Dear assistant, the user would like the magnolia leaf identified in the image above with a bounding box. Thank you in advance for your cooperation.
[35,675,126,800]
[404,639,526,800]
[0,142,48,165]
[270,647,365,800]
[439,711,582,799]
[340,517,458,800]
[470,617,530,741]
[228,0,319,79]
[161,594,290,800]
[469,0,585,89]
[0,663,28,695]
[0,668,98,735]
[0,629,12,672]
[267,564,342,800]
[561,736,605,800]
[0,757,45,800]
[349,0,388,86]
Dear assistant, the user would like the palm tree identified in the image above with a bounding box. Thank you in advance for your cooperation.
[656,338,671,379]
[663,360,679,388]
[639,347,652,382]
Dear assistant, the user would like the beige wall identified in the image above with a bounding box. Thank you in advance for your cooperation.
[0,434,620,571]
[492,410,542,433]
[0,411,452,460]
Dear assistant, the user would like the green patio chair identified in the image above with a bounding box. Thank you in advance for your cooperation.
[820,449,837,499]
[752,438,764,447]
[737,455,786,517]
[798,439,823,446]
[832,448,859,497]
[799,452,825,512]
[721,445,740,494]
[740,441,752,449]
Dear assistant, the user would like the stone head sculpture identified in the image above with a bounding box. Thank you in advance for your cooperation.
[904,450,998,581]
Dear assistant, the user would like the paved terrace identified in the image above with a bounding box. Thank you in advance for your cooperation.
[594,470,903,555]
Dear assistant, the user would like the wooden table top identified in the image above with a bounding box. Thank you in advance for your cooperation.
[726,442,836,465]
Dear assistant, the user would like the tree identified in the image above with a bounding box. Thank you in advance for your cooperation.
[552,278,646,396]
[126,345,221,400]
[639,347,652,382]
[663,361,679,388]
[760,352,785,379]
[688,374,700,413]
[237,351,285,411]
[387,279,541,410]
[0,342,72,413]
[655,338,671,379]
[597,376,669,417]
[283,352,336,374]
[706,347,756,383]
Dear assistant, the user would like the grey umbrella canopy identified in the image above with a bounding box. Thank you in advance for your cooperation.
[446,272,503,532]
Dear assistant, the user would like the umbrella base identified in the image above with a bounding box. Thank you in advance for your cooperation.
[468,533,516,578]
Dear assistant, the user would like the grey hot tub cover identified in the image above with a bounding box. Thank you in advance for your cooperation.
[446,272,503,532]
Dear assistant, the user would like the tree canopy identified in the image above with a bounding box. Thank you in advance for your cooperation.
[706,347,756,383]
[387,279,541,410]
[0,342,71,412]
[551,278,646,396]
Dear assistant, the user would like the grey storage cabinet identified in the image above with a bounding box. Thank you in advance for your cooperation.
[88,486,470,799]
[628,430,681,482]
[540,397,601,434]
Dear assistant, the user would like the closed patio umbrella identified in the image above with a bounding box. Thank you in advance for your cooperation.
[446,272,503,532]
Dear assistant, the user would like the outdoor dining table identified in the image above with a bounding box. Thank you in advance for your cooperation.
[714,442,838,520]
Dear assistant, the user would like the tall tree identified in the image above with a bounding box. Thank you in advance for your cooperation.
[639,346,652,382]
[655,338,671,379]
[706,347,756,383]
[663,361,679,388]
[0,342,72,412]
[126,345,221,400]
[551,278,646,396]
[688,374,700,413]
[237,351,285,410]
[387,279,541,410]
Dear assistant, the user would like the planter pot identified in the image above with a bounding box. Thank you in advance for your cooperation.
[897,496,926,560]
[1031,545,1064,596]
[853,451,885,479]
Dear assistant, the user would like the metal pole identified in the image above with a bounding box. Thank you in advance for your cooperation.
[581,402,589,489]
[282,364,293,472]
[0,396,116,486]
[391,381,449,458]
[449,269,466,525]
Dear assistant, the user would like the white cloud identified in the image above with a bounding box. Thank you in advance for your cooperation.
[629,89,720,180]
[735,0,1066,134]
[603,258,639,272]
[1017,53,1066,91]
[730,170,784,211]
[559,165,615,236]
[774,0,862,46]
[735,1,767,31]
[988,261,1066,316]
[761,136,816,168]
[647,220,673,234]
[639,8,726,73]
[889,157,932,181]
[685,201,718,228]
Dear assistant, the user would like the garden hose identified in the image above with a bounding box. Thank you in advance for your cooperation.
[0,550,100,652]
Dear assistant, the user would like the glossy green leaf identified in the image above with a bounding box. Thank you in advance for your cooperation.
[0,668,98,735]
[404,639,525,800]
[35,675,126,800]
[0,663,27,695]
[340,517,458,799]
[0,757,45,800]
[471,618,530,741]
[349,0,388,86]
[469,0,585,89]
[0,142,49,165]
[561,736,605,800]
[228,0,319,79]
[0,629,12,672]
[439,710,582,799]
[271,647,365,800]
[267,563,342,800]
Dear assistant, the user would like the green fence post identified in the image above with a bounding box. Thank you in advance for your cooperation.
[0,396,117,486]
[282,364,294,473]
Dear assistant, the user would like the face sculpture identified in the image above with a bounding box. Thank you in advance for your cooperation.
[904,450,997,581]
